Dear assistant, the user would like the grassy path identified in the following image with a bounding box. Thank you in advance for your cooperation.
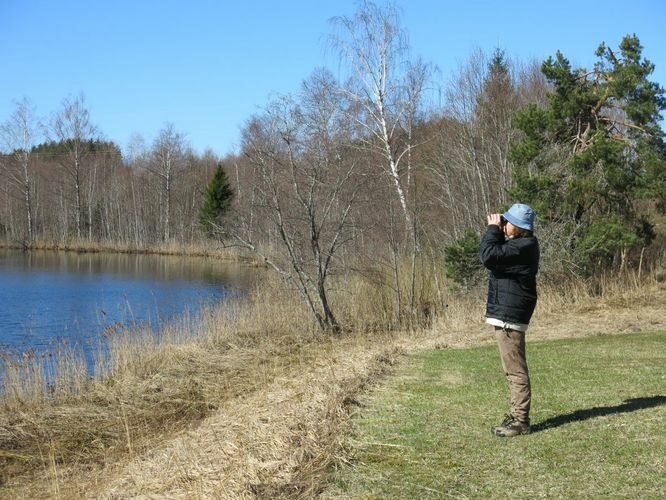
[330,331,666,499]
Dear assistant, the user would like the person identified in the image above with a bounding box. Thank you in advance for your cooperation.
[479,203,539,437]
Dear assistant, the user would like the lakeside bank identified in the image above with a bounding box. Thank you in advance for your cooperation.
[1,267,665,497]
[0,239,262,263]
[0,247,262,375]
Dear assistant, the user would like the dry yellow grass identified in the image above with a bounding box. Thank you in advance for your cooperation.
[97,337,403,498]
[99,274,666,499]
[0,278,313,495]
[1,264,665,498]
[0,238,258,263]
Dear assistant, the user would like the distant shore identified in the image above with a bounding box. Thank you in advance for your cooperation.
[0,239,262,264]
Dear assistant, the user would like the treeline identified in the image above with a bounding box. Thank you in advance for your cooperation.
[0,102,220,245]
[2,3,664,331]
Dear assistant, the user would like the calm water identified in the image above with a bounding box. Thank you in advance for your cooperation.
[0,249,256,358]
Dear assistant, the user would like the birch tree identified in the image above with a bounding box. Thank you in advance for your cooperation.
[0,98,41,242]
[147,124,189,242]
[235,70,365,331]
[329,1,431,233]
[125,133,149,245]
[51,94,98,239]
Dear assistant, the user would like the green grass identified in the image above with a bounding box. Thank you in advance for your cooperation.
[333,331,666,498]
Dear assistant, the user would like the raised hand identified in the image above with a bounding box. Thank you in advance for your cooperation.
[487,213,503,227]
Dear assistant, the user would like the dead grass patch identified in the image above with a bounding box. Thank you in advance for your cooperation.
[0,238,258,264]
[98,337,404,499]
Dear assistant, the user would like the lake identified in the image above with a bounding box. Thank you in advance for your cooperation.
[0,249,256,361]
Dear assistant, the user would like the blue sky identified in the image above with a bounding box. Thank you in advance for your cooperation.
[2,0,665,156]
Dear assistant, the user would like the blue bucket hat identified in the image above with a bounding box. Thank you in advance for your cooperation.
[503,203,535,232]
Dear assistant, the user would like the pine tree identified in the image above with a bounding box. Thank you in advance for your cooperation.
[199,164,234,238]
[509,34,665,273]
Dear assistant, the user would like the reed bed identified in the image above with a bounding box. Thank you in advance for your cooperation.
[0,275,312,493]
[0,238,257,263]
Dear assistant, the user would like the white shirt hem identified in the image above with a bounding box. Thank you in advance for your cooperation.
[486,317,528,332]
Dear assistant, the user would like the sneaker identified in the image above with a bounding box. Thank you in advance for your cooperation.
[491,415,530,437]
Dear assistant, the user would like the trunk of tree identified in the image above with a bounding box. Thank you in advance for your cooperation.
[20,152,33,242]
[317,278,339,332]
[75,157,82,240]
[164,171,171,242]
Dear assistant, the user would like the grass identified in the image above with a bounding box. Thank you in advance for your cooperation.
[0,237,260,263]
[330,331,666,499]
[0,280,314,494]
[0,259,664,497]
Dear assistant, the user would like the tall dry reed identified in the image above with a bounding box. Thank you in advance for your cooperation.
[0,237,256,262]
[0,274,319,492]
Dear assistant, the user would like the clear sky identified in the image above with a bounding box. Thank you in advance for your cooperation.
[2,0,665,156]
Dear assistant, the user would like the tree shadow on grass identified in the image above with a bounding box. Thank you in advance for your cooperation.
[532,395,666,433]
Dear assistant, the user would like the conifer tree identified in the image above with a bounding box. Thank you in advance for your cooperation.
[510,34,665,272]
[199,164,234,237]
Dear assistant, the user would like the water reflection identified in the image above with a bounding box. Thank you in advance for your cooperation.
[0,249,257,357]
[1,249,254,284]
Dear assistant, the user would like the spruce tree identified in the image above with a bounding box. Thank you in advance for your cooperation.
[199,164,234,238]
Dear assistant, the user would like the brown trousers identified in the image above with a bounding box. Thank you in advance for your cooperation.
[495,327,531,423]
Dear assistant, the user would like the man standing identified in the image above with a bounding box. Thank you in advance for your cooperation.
[480,203,539,437]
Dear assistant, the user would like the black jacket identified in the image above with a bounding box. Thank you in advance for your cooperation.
[479,225,540,325]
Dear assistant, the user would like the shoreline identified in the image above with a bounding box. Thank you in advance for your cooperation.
[0,240,264,366]
[0,239,263,264]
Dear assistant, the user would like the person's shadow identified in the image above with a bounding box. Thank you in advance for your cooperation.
[532,395,666,432]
